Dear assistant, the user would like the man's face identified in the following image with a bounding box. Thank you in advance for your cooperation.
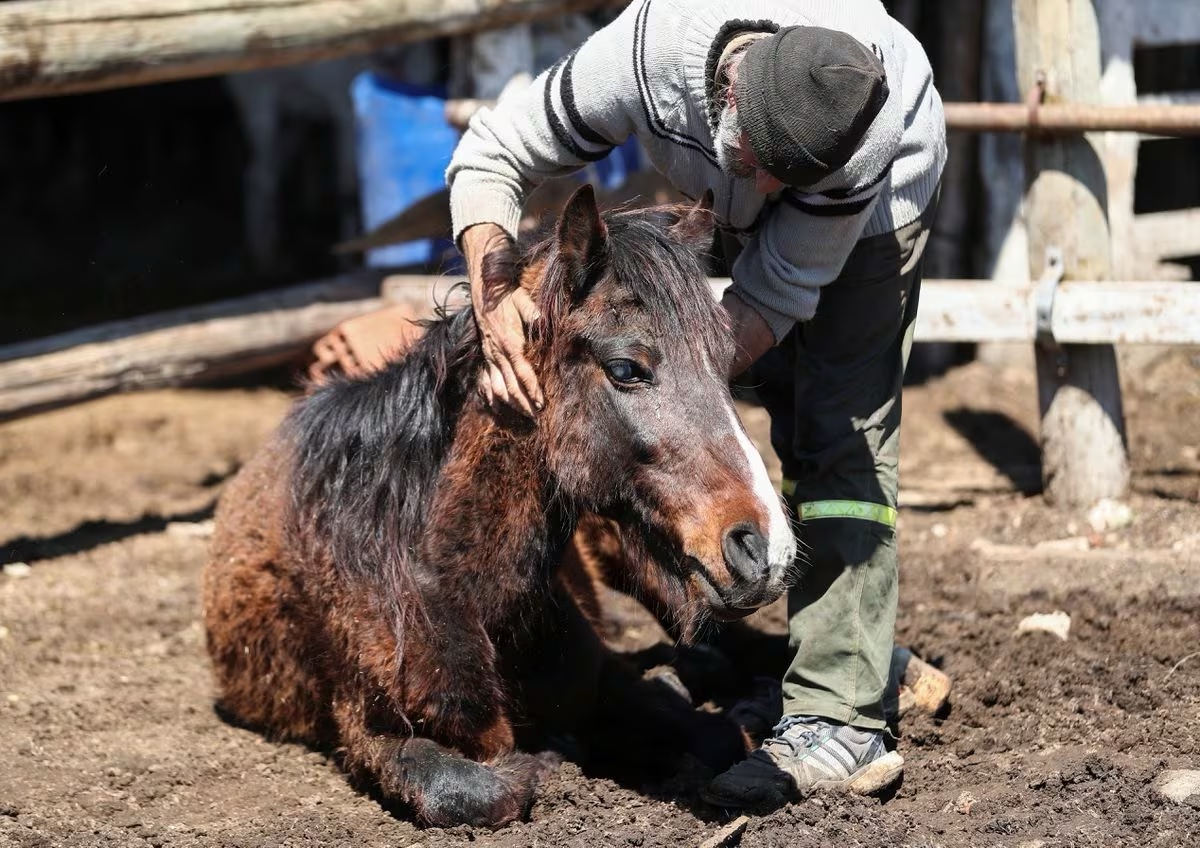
[737,130,786,195]
[714,104,787,195]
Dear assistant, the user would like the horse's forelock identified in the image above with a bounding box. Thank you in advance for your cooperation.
[601,214,729,369]
[521,205,729,372]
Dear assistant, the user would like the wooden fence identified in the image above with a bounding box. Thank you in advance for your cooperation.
[0,0,626,100]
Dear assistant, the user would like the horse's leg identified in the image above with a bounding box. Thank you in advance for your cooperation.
[588,649,751,777]
[318,592,552,828]
[510,580,606,757]
[328,682,548,827]
[332,702,545,827]
[537,572,749,776]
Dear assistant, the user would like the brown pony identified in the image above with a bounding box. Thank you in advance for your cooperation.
[202,186,797,828]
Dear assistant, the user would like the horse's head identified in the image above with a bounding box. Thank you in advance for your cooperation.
[524,185,797,624]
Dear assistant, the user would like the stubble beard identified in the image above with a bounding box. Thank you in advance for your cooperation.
[715,105,756,179]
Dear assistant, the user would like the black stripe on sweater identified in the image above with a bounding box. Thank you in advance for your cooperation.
[544,57,611,163]
[817,166,891,200]
[632,0,719,166]
[561,51,615,149]
[783,193,877,217]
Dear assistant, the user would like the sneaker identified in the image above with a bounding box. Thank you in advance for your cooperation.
[702,716,904,807]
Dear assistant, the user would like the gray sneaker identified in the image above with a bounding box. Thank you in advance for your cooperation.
[702,716,904,808]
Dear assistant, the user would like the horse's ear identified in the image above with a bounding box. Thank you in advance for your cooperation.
[556,184,609,299]
[668,189,716,253]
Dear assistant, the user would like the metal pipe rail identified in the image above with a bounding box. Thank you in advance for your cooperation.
[943,101,1200,136]
[447,99,1200,136]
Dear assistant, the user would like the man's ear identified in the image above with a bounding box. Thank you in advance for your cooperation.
[668,189,716,253]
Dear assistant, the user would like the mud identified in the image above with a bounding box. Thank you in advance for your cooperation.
[2,347,1199,847]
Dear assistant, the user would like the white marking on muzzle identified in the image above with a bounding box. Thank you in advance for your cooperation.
[726,405,797,568]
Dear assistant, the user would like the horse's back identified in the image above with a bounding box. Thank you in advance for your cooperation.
[203,432,333,743]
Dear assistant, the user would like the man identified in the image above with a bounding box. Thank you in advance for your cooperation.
[443,0,945,806]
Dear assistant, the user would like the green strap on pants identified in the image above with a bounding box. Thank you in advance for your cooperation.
[781,489,899,530]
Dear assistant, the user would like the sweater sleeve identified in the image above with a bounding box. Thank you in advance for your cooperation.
[729,173,888,341]
[445,4,643,243]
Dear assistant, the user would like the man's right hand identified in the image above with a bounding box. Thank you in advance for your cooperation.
[460,222,545,418]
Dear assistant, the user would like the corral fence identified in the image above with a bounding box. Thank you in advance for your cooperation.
[1,0,1199,508]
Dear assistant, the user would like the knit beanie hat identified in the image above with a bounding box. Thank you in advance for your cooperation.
[733,26,888,187]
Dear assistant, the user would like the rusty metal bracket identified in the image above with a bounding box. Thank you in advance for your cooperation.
[1026,72,1047,136]
[1035,246,1068,376]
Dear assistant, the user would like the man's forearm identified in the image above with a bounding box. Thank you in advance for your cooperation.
[721,290,776,378]
[460,222,511,306]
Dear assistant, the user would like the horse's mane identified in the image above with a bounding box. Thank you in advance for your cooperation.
[282,303,476,669]
[283,198,728,646]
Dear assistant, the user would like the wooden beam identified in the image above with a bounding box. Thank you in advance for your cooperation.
[0,0,624,102]
[0,273,384,421]
[2,273,1195,424]
[1015,0,1130,507]
[911,279,1200,345]
[941,101,1200,135]
[384,276,1200,346]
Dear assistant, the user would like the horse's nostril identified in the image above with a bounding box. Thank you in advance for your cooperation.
[721,522,770,584]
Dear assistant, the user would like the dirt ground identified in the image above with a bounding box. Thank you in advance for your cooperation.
[2,344,1199,848]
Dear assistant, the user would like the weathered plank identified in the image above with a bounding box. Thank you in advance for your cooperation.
[383,275,1200,345]
[2,273,1195,424]
[0,273,385,421]
[0,0,624,101]
[941,101,1200,135]
[1131,208,1200,262]
[911,279,1200,344]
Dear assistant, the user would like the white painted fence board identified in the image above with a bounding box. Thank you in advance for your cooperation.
[2,274,1196,424]
[1131,208,1200,262]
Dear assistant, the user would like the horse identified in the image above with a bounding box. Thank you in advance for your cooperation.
[201,185,798,828]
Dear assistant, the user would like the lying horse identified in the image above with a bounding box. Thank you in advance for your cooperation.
[202,185,797,828]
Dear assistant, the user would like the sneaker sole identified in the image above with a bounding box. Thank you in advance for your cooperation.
[814,751,905,796]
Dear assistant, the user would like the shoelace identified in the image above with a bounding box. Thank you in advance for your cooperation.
[759,716,823,759]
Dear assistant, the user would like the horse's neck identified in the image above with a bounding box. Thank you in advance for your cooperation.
[422,407,571,622]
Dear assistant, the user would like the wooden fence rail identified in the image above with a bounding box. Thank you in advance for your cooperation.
[0,0,623,101]
[2,274,1196,423]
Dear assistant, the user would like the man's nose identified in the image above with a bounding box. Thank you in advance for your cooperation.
[755,169,785,194]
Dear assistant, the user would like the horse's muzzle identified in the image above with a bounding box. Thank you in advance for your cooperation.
[691,522,788,619]
[722,522,771,585]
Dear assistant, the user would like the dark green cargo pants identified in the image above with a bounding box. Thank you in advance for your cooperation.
[734,196,938,731]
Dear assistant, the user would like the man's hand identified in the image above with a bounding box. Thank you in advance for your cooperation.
[460,223,545,417]
[721,290,775,378]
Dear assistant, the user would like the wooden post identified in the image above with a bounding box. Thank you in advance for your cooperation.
[0,0,624,102]
[1014,0,1130,506]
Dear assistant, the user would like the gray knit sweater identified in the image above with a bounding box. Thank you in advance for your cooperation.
[446,0,947,340]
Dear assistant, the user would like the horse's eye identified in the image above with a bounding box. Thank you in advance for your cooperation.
[605,358,650,386]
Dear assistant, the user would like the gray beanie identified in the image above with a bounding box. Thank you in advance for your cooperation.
[733,26,888,188]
